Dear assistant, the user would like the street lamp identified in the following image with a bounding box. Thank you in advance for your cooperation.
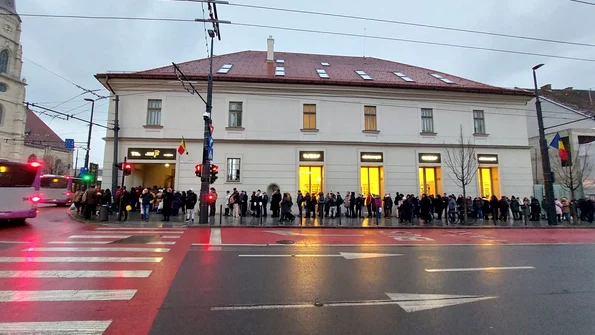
[83,98,95,171]
[532,64,557,225]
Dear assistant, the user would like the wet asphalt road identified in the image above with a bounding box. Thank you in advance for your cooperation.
[149,244,595,335]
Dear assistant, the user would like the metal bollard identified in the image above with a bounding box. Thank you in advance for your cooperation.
[219,205,223,225]
[240,213,243,225]
[260,205,263,225]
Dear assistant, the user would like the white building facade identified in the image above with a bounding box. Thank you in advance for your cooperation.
[97,38,535,206]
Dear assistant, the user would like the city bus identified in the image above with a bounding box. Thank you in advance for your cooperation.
[39,175,83,206]
[0,160,42,223]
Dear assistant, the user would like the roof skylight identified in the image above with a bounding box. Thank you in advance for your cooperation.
[217,64,233,74]
[394,72,415,82]
[316,68,329,78]
[355,70,372,80]
[276,59,285,64]
[320,62,330,66]
[275,66,285,76]
[431,73,455,84]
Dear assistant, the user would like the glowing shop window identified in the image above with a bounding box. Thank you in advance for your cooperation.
[299,166,323,195]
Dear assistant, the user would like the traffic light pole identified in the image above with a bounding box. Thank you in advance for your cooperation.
[199,36,215,225]
[118,156,127,221]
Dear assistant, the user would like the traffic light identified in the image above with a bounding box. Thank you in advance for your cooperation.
[123,163,133,176]
[81,173,93,182]
[195,164,203,177]
[210,165,219,183]
[207,193,214,202]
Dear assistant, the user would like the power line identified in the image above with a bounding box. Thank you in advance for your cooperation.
[6,13,595,62]
[23,56,107,99]
[229,3,595,48]
[570,0,595,5]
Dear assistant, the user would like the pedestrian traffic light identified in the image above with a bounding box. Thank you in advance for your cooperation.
[207,193,214,202]
[195,164,203,177]
[123,163,133,176]
[210,165,218,183]
[81,173,93,182]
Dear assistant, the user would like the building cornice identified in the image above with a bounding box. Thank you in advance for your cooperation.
[102,136,530,150]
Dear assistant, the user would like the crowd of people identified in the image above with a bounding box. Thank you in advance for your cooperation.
[70,184,595,225]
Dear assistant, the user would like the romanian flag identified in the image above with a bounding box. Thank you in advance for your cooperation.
[549,133,568,161]
[177,138,187,155]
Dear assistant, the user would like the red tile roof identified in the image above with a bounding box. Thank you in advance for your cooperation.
[25,109,68,151]
[98,51,531,96]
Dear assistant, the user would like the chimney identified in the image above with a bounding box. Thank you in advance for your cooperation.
[564,87,573,91]
[267,35,274,62]
[541,84,552,91]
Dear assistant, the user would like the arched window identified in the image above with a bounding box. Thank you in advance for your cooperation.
[0,105,3,125]
[0,50,8,73]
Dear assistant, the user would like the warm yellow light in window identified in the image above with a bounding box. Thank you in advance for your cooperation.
[0,166,6,173]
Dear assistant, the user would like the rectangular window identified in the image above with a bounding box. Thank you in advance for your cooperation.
[303,104,317,130]
[228,102,243,128]
[364,106,377,131]
[421,108,434,133]
[473,110,486,134]
[226,158,241,182]
[146,99,162,126]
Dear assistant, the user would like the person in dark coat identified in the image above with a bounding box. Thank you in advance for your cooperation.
[161,188,172,221]
[499,196,510,222]
[383,194,393,218]
[172,192,182,216]
[261,192,269,217]
[270,190,281,217]
[490,195,499,223]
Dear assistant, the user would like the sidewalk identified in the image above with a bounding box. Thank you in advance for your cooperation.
[69,209,595,229]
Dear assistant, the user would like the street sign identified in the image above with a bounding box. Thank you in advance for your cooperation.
[207,136,214,148]
[211,292,497,312]
[79,167,88,176]
[207,147,213,161]
[238,252,403,259]
[65,139,75,150]
[89,163,99,184]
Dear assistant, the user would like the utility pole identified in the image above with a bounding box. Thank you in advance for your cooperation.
[83,98,96,170]
[111,95,120,201]
[532,64,557,226]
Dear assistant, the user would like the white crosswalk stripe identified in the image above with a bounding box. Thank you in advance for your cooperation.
[0,289,137,302]
[49,240,176,245]
[0,256,163,262]
[0,320,112,334]
[69,235,130,239]
[96,227,185,230]
[23,247,170,252]
[0,270,152,278]
[87,231,183,234]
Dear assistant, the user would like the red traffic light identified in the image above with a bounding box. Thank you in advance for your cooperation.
[195,164,203,177]
[211,165,218,172]
[124,164,132,170]
[208,194,214,201]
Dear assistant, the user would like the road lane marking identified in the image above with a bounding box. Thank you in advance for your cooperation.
[212,293,496,312]
[0,257,162,263]
[23,247,170,252]
[148,241,176,245]
[159,235,180,239]
[0,270,152,278]
[49,241,112,244]
[238,252,403,259]
[265,230,364,237]
[193,243,595,247]
[88,231,183,234]
[0,320,112,333]
[69,235,131,239]
[425,266,535,272]
[209,228,222,245]
[0,241,29,244]
[0,289,137,302]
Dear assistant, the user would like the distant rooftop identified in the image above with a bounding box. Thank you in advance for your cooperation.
[537,84,595,115]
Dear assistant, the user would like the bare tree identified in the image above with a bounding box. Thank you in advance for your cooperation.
[42,156,67,175]
[553,144,593,201]
[444,125,478,224]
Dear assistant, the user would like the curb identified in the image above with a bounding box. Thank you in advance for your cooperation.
[66,210,189,228]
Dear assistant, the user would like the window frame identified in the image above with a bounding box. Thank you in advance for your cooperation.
[228,101,243,128]
[146,99,162,126]
[302,104,317,130]
[226,157,241,182]
[421,108,435,133]
[364,105,377,131]
[473,109,486,134]
[0,104,3,126]
[0,50,8,73]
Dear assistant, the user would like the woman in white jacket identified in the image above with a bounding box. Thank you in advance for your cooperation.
[555,198,563,223]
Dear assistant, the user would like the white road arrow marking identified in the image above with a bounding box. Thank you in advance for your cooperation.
[265,230,364,237]
[211,292,496,312]
[238,252,403,259]
[385,293,497,312]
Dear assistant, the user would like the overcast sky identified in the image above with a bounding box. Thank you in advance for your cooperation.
[18,0,595,168]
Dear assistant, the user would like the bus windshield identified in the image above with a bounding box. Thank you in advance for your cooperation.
[40,176,69,189]
[0,162,38,188]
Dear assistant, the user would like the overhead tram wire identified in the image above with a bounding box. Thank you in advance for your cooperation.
[4,13,595,63]
[570,0,595,5]
[228,3,595,48]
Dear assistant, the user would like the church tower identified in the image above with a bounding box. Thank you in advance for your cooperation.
[0,0,26,161]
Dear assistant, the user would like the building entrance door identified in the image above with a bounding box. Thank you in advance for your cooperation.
[299,166,323,195]
[478,167,500,198]
[419,167,441,196]
[360,166,384,196]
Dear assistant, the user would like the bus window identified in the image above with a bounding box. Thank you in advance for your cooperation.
[71,179,83,193]
[0,163,38,187]
[40,177,69,189]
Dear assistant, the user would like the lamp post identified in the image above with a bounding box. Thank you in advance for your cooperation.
[532,64,557,225]
[198,30,216,225]
[83,98,95,170]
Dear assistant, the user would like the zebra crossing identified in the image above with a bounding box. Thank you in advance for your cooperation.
[0,226,186,334]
